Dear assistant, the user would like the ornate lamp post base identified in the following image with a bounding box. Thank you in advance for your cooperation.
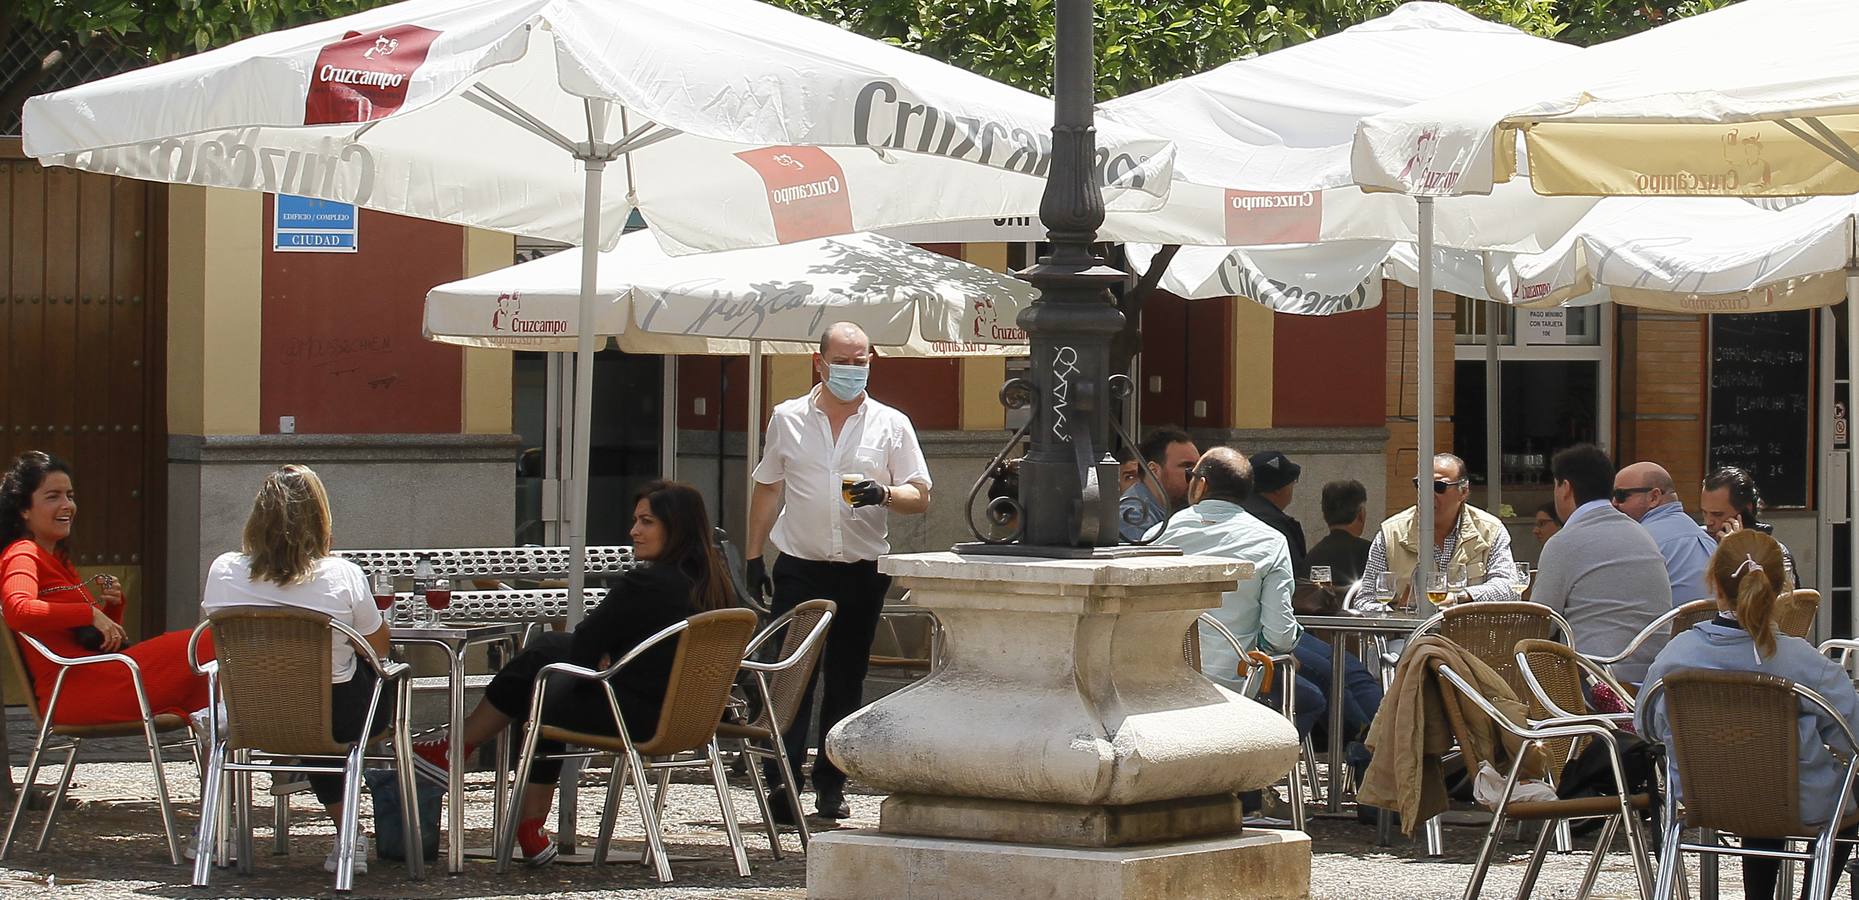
[806,552,1312,900]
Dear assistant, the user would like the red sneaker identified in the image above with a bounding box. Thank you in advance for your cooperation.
[515,817,558,867]
[411,737,471,783]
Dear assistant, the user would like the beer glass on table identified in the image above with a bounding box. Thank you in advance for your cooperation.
[1373,572,1396,616]
[1445,565,1469,606]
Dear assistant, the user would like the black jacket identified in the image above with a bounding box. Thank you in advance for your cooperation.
[1307,530,1373,588]
[1242,494,1308,580]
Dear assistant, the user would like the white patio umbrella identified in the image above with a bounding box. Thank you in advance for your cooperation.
[1095,3,1604,559]
[1352,0,1859,636]
[22,0,1175,625]
[423,229,1032,530]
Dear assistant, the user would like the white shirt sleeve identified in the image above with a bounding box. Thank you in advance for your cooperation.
[345,562,383,636]
[889,418,932,489]
[751,411,785,484]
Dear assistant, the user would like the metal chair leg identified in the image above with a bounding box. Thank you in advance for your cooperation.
[594,757,624,866]
[393,696,426,881]
[2,709,58,860]
[626,747,673,883]
[707,741,752,877]
[1556,818,1575,853]
[1575,816,1620,900]
[333,745,366,893]
[496,721,544,874]
[1301,736,1325,805]
[1512,819,1559,900]
[741,746,781,858]
[142,722,182,865]
[191,742,228,887]
[1652,818,1683,900]
[230,755,256,876]
[272,776,292,856]
[1426,813,1445,857]
[34,744,79,853]
[769,730,811,851]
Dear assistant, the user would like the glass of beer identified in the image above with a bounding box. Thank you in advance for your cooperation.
[841,473,862,506]
[1310,565,1332,589]
[1424,571,1449,609]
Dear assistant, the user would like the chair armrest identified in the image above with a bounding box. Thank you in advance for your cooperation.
[14,631,140,673]
[1586,604,1693,666]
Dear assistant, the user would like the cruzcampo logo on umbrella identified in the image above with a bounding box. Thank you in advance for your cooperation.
[305,26,443,125]
[734,146,855,243]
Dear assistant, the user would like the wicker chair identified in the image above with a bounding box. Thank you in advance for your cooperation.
[498,607,759,882]
[0,618,196,865]
[1779,589,1821,640]
[719,599,835,857]
[187,608,423,893]
[1434,660,1655,900]
[1409,601,1573,703]
[1184,614,1307,830]
[1639,670,1859,900]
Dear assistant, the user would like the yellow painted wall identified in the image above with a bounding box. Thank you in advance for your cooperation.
[766,357,813,424]
[1229,299,1273,428]
[461,229,516,434]
[960,243,1013,431]
[167,186,263,436]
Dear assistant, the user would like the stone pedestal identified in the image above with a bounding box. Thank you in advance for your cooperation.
[809,552,1311,900]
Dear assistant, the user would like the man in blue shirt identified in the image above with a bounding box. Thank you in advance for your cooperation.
[1120,426,1198,542]
[1612,461,1716,605]
[1155,447,1323,736]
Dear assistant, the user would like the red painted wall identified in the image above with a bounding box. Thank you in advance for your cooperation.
[1271,305,1386,427]
[260,200,464,433]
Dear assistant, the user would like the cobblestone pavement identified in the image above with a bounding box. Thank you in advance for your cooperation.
[0,758,1753,899]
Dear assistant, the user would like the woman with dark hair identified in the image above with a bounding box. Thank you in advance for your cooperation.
[0,451,211,725]
[412,480,731,866]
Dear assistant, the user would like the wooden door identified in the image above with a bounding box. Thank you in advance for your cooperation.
[0,139,167,639]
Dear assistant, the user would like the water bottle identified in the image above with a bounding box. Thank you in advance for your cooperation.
[413,553,435,627]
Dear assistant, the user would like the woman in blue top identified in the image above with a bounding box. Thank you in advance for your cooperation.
[1643,530,1859,900]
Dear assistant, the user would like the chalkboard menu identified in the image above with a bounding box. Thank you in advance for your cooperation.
[1707,311,1813,508]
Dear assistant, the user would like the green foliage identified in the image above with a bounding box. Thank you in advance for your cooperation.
[15,0,385,61]
[16,0,1737,93]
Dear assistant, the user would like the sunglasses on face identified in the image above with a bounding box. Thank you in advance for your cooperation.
[1612,486,1656,503]
[1413,477,1466,494]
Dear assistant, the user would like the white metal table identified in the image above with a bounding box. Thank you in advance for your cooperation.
[1295,612,1428,815]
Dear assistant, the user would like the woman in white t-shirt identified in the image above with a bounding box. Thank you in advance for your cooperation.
[200,464,391,875]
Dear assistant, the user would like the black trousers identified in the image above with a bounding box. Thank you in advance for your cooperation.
[1742,826,1857,900]
[310,666,395,806]
[484,631,642,786]
[765,555,888,795]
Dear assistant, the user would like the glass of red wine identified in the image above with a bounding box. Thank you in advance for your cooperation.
[425,578,453,626]
[371,571,397,624]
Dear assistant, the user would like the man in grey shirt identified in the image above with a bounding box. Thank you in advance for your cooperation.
[1533,443,1674,683]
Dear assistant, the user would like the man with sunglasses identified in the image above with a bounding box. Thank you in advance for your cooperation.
[1612,461,1715,605]
[1358,453,1517,610]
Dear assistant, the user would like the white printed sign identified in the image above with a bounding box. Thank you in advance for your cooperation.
[1523,309,1567,345]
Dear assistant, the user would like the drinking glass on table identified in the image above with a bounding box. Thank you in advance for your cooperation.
[371,570,397,626]
[1373,572,1396,616]
[1514,562,1533,599]
[1446,564,1469,605]
[424,578,453,625]
[1309,565,1332,589]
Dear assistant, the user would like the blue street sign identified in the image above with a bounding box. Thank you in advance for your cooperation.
[274,194,359,252]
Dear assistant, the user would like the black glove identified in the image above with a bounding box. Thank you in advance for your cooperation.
[747,557,772,602]
[848,479,890,508]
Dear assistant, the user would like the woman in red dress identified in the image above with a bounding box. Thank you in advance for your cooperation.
[0,451,211,725]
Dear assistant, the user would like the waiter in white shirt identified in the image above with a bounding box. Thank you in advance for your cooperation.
[745,321,932,821]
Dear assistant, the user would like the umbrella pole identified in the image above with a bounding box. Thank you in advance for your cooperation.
[662,357,677,480]
[1485,299,1501,519]
[746,341,764,537]
[566,159,605,625]
[1416,197,1436,602]
[1848,266,1858,637]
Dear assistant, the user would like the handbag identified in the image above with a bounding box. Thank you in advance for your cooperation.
[364,768,443,862]
[1292,582,1346,616]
